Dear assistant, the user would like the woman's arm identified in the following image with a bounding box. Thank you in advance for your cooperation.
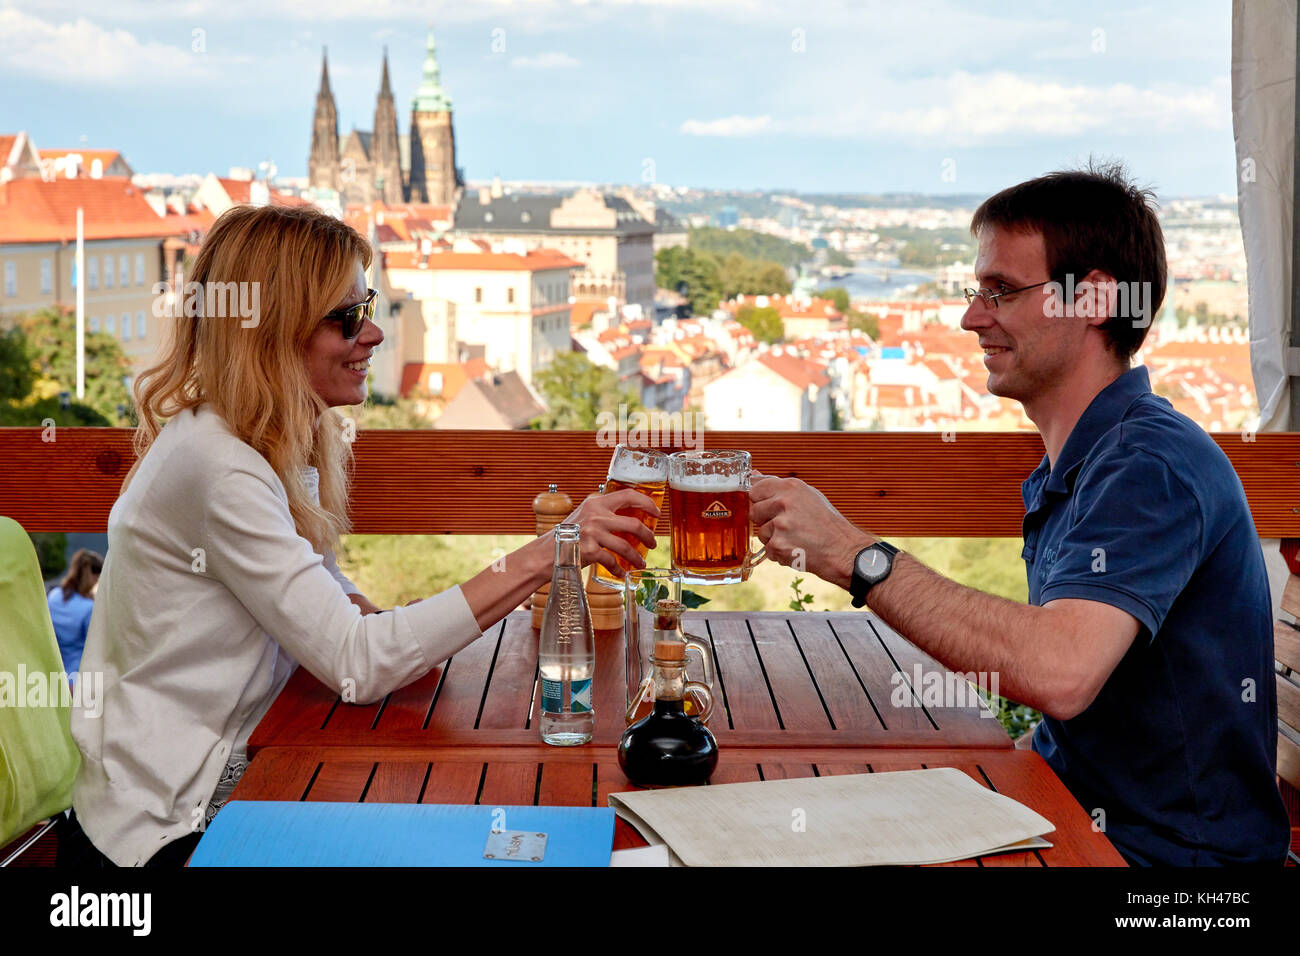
[459,487,659,632]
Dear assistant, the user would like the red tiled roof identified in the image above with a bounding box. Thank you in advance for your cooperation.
[218,177,252,204]
[0,136,16,163]
[0,177,189,243]
[384,248,580,272]
[570,302,598,327]
[400,358,491,399]
[758,352,830,390]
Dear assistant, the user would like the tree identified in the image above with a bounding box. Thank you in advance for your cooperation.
[17,306,133,422]
[817,287,851,313]
[735,304,784,345]
[0,320,113,426]
[530,352,644,430]
[655,246,723,316]
[846,309,879,340]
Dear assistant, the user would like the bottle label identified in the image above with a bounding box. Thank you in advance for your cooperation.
[541,678,593,714]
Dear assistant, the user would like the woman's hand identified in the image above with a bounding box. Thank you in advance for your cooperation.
[563,488,660,577]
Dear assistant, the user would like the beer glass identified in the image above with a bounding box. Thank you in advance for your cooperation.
[593,446,667,589]
[667,449,766,585]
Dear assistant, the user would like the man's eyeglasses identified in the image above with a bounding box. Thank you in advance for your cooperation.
[962,279,1052,309]
[322,288,377,339]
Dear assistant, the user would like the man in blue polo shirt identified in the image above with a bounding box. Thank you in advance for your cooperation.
[749,163,1289,865]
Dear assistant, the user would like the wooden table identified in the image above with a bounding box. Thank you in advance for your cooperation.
[249,610,1013,754]
[227,745,1125,866]
[232,610,1122,866]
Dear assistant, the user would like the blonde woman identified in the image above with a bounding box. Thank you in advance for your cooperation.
[61,205,657,867]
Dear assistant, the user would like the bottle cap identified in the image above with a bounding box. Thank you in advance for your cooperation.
[653,599,685,631]
[653,640,686,661]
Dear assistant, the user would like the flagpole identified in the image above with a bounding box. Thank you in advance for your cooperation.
[75,206,85,399]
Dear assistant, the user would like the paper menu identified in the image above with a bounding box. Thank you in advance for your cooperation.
[608,767,1054,866]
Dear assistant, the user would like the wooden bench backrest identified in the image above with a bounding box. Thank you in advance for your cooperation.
[1278,574,1300,791]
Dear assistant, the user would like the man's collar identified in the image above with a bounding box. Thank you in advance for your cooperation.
[1042,365,1152,494]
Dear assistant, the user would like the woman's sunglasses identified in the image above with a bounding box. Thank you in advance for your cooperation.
[322,288,378,339]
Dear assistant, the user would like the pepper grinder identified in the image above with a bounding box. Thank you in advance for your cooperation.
[531,483,572,629]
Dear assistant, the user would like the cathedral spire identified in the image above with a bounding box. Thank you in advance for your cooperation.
[411,25,452,113]
[379,45,392,97]
[319,47,332,97]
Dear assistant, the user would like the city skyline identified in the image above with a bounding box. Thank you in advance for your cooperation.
[1,0,1235,198]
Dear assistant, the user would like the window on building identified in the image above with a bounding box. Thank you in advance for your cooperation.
[104,255,114,288]
[136,312,146,338]
[3,262,14,297]
[119,255,129,286]
[88,257,98,290]
[122,312,131,341]
[105,314,115,335]
[89,316,99,333]
[40,259,52,294]
[507,287,515,305]
[475,287,482,304]
[134,253,145,285]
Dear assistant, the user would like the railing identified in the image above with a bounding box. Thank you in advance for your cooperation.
[2,428,1298,537]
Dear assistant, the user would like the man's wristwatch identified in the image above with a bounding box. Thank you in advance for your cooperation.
[849,541,900,608]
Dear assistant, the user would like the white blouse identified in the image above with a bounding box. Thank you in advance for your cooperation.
[70,405,482,865]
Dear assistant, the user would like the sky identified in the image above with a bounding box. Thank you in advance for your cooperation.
[0,0,1242,198]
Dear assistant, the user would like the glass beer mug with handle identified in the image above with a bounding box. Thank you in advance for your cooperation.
[667,449,766,586]
[623,569,714,723]
[593,445,668,589]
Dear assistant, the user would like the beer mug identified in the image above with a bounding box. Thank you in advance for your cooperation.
[623,569,714,723]
[593,446,668,589]
[667,450,766,586]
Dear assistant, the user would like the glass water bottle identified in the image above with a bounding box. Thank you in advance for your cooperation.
[539,523,595,745]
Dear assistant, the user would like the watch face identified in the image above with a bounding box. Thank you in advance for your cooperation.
[858,547,890,581]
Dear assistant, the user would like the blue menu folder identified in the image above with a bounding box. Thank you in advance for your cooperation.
[188,801,615,867]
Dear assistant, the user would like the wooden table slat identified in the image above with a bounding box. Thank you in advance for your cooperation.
[746,617,833,733]
[703,616,781,731]
[785,615,887,732]
[476,614,539,730]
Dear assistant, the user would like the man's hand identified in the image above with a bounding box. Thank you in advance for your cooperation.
[750,474,874,589]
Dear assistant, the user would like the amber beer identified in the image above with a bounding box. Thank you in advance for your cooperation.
[668,450,766,585]
[594,447,667,588]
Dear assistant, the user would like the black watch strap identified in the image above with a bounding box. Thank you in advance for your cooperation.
[850,541,900,608]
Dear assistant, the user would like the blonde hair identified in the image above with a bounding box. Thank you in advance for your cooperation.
[129,204,373,554]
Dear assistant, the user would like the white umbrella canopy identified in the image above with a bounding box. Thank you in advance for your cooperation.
[1233,0,1297,433]
[1232,0,1296,615]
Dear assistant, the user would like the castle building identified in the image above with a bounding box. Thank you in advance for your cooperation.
[308,29,460,208]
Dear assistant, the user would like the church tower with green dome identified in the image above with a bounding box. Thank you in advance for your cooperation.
[408,26,461,206]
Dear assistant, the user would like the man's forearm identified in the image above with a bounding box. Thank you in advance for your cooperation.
[861,552,1077,718]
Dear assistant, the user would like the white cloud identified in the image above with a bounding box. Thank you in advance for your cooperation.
[865,72,1227,145]
[680,73,1227,146]
[680,114,773,137]
[509,52,581,68]
[0,9,210,84]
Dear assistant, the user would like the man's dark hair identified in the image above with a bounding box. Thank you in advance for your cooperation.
[970,160,1166,360]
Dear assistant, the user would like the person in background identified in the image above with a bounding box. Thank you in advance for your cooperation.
[46,548,102,677]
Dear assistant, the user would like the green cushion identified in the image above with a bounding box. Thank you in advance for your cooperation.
[0,517,81,849]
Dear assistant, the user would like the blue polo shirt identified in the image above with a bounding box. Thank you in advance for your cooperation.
[1023,366,1288,866]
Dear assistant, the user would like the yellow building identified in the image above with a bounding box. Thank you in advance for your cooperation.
[0,175,196,377]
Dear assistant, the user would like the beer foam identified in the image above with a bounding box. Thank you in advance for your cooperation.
[608,457,667,484]
[669,471,746,493]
